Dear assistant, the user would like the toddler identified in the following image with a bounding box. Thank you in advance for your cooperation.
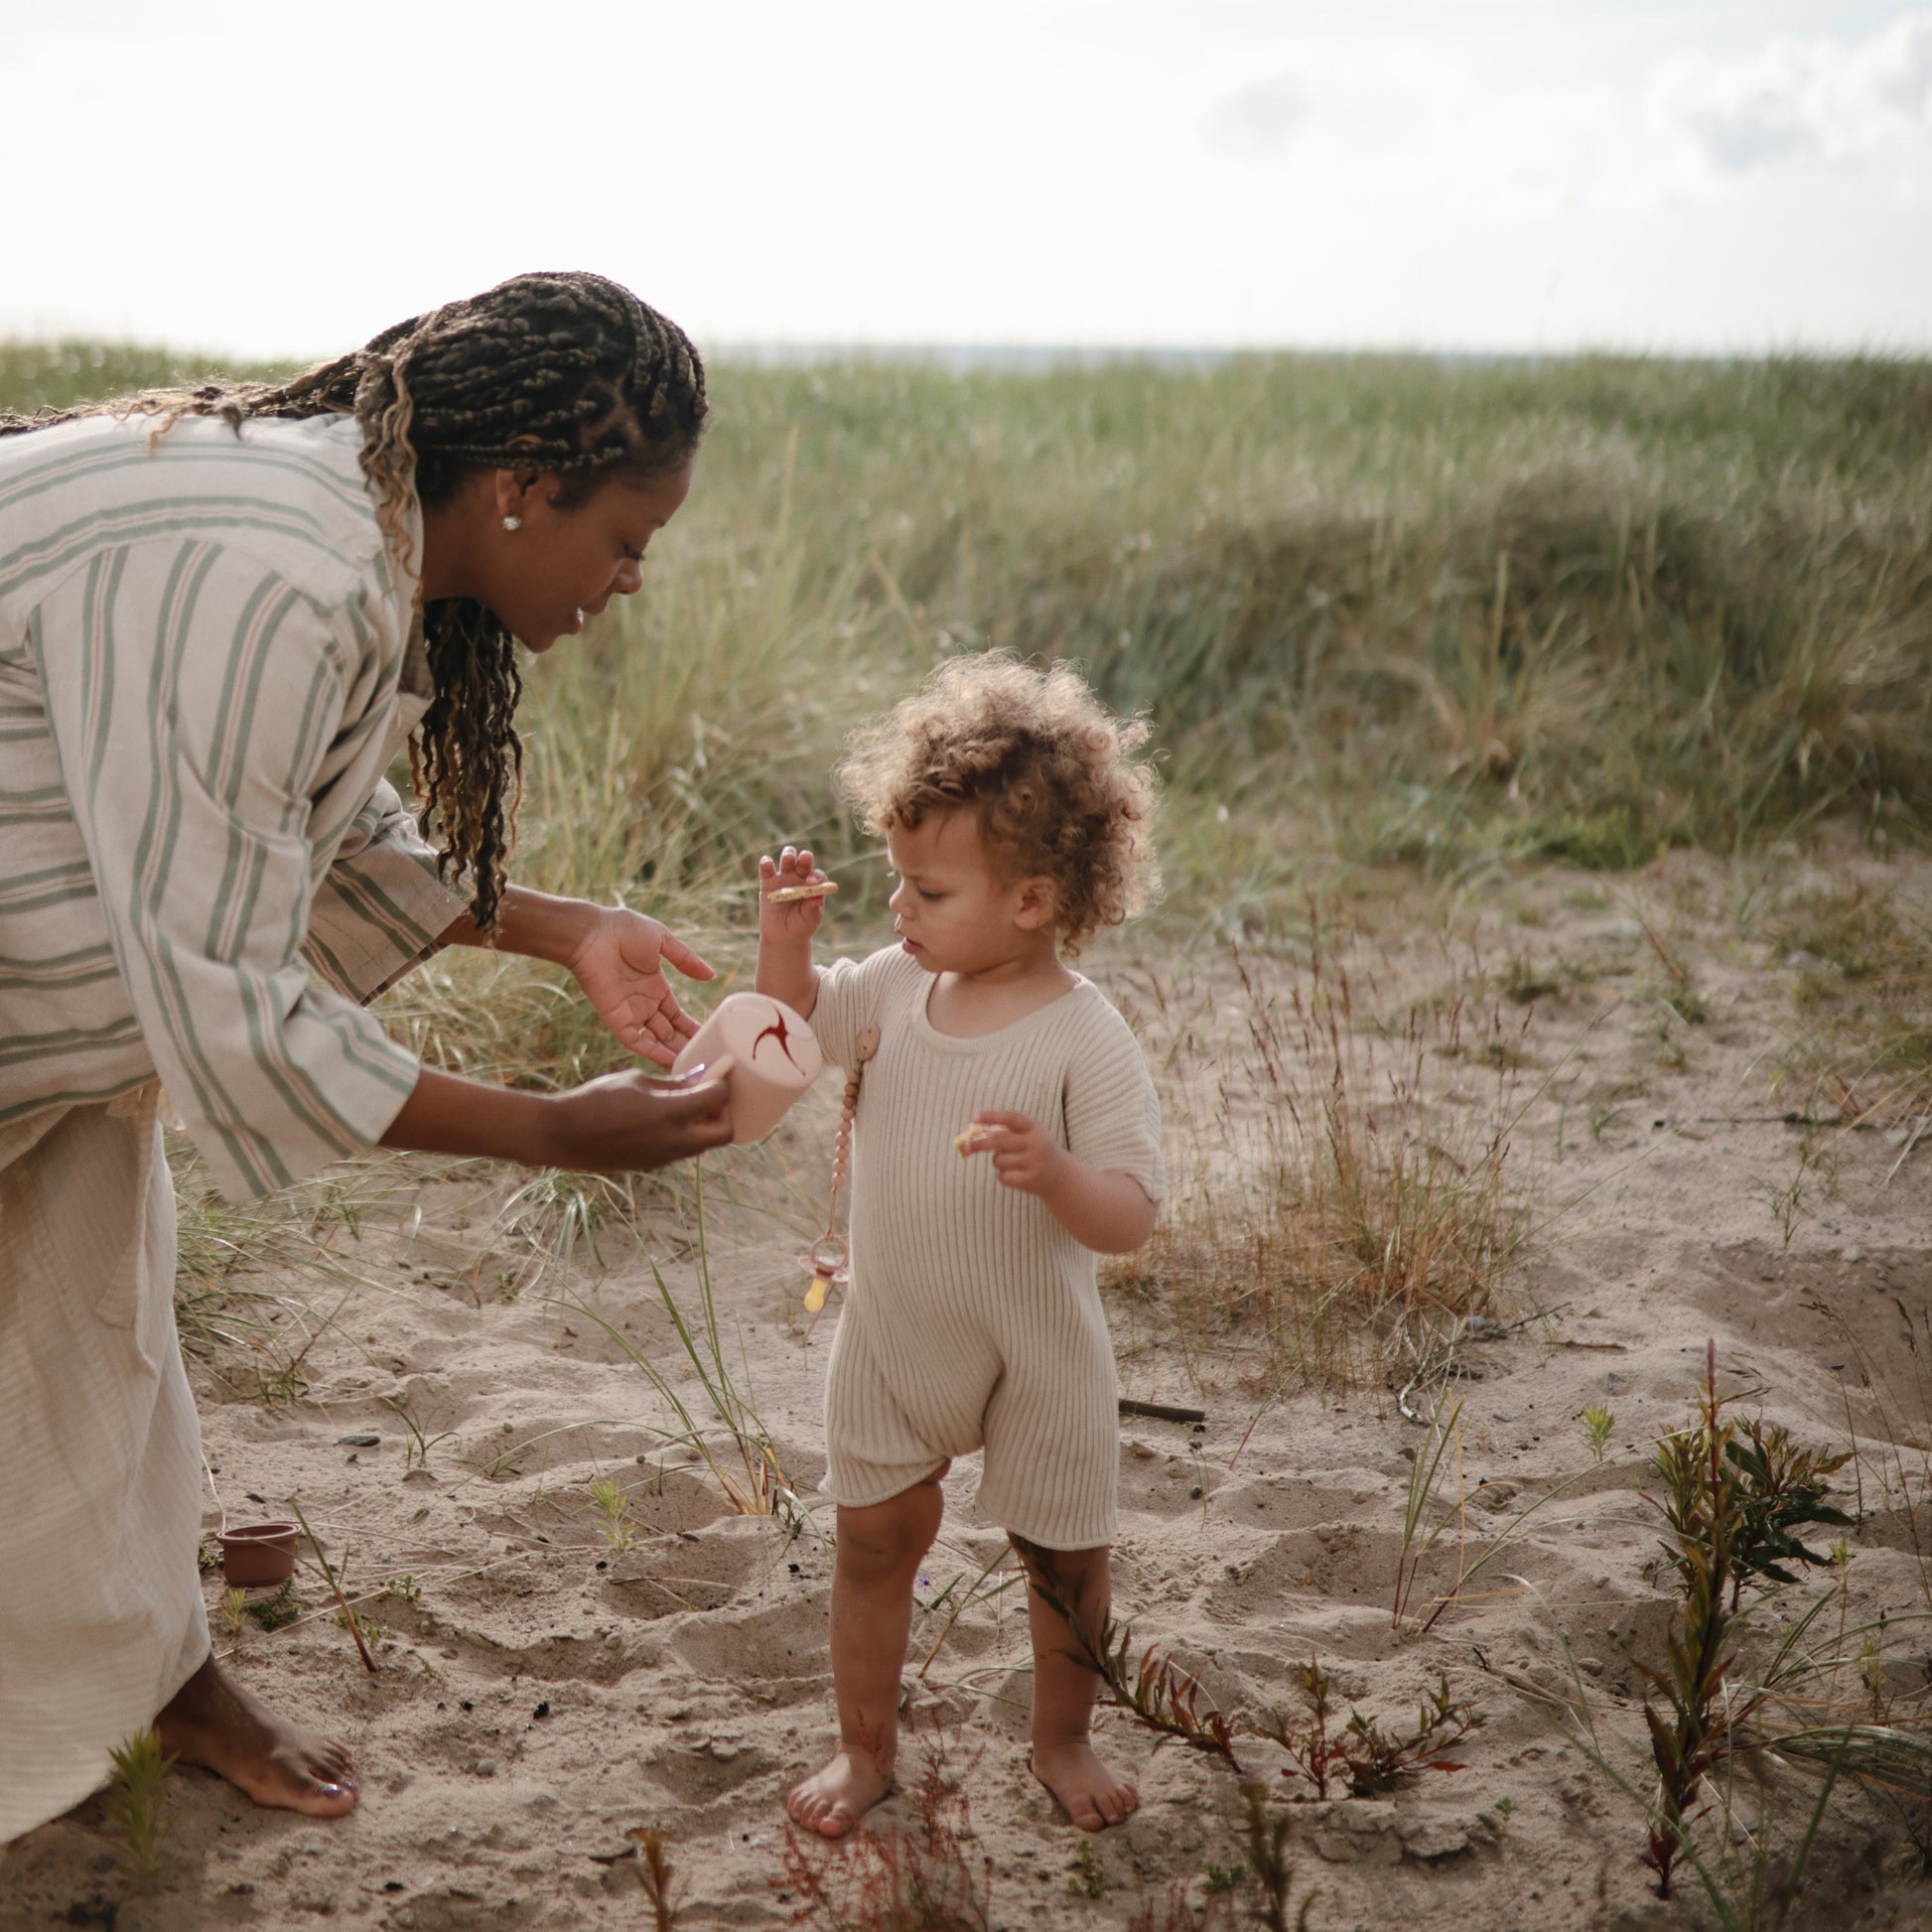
[756,652,1164,1840]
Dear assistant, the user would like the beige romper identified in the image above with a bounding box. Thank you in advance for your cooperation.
[809,946,1165,1550]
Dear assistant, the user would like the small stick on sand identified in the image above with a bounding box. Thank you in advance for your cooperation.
[766,880,839,903]
[1119,1398,1208,1425]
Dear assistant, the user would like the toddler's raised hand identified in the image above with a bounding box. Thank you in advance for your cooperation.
[759,845,834,942]
[959,1110,1065,1197]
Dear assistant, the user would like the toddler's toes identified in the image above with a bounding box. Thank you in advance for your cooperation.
[1031,1740,1139,1834]
[786,1748,890,1841]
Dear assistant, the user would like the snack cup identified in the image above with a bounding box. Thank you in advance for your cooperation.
[671,993,823,1144]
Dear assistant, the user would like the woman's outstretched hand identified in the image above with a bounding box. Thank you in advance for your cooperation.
[565,905,716,1067]
[380,1063,732,1172]
[442,887,715,1068]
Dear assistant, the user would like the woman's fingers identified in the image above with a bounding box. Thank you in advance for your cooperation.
[658,929,715,981]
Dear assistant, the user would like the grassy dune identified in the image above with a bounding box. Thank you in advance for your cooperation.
[6,340,1929,1060]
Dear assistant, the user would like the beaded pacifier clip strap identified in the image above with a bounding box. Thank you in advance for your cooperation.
[798,1024,879,1313]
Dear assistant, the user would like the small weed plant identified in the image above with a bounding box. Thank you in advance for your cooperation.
[383,1391,454,1471]
[1239,1781,1313,1932]
[105,1727,176,1887]
[1013,1535,1480,1800]
[1066,1835,1106,1897]
[592,1477,640,1553]
[1516,1339,1924,1930]
[629,1826,684,1930]
[1393,1388,1584,1631]
[1641,1345,1791,1895]
[290,1498,378,1672]
[246,1580,301,1631]
[1259,1659,1480,1799]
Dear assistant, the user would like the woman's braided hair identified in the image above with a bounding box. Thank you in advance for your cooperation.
[0,271,707,932]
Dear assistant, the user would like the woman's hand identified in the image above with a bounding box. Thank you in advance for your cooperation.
[544,1066,734,1172]
[564,905,716,1067]
[380,1062,733,1171]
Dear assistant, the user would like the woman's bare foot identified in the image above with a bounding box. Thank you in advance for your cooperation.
[786,1747,891,1840]
[155,1656,358,1818]
[1031,1739,1139,1832]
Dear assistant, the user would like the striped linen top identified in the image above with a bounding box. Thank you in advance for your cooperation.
[0,412,469,1198]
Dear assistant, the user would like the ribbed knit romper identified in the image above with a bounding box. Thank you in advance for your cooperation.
[809,945,1166,1550]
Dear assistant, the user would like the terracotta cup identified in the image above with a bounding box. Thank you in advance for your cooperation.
[218,1522,299,1587]
[671,993,822,1143]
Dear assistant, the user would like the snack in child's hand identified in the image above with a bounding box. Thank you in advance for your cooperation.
[954,1126,981,1157]
[767,880,839,904]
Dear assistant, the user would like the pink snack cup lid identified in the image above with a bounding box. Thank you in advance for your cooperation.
[671,993,823,1144]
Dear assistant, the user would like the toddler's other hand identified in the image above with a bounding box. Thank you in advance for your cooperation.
[759,846,832,942]
[961,1110,1064,1196]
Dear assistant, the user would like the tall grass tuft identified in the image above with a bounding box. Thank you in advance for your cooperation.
[169,1142,405,1398]
[570,1164,803,1524]
[1119,934,1524,1392]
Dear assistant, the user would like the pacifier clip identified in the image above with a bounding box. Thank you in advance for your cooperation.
[797,1024,879,1313]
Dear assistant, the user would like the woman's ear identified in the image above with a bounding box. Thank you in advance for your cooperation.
[491,435,550,526]
[1013,876,1060,932]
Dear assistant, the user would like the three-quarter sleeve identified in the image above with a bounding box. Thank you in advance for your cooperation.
[304,779,469,1005]
[1061,997,1167,1205]
[28,539,425,1198]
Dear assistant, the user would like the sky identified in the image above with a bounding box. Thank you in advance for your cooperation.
[0,1,1926,358]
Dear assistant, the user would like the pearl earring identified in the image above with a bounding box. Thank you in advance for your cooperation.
[501,514,522,532]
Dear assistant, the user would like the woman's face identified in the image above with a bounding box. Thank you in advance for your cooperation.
[480,457,695,651]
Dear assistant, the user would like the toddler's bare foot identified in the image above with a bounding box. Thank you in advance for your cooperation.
[156,1657,358,1818]
[1031,1739,1139,1832]
[786,1747,892,1840]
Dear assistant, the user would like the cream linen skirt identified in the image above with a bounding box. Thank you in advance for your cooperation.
[0,1088,209,1844]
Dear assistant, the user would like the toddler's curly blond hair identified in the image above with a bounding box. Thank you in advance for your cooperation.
[837,652,1159,956]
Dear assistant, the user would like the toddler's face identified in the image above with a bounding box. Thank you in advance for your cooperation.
[885,811,1052,977]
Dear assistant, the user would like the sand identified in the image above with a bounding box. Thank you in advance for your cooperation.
[5,849,1931,1931]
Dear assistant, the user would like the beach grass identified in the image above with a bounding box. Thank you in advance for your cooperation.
[8,343,1927,964]
[8,338,1928,1375]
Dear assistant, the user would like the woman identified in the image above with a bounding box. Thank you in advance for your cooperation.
[0,272,732,1843]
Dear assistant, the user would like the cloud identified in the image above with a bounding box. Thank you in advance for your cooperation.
[1650,11,1932,193]
[1204,70,1309,157]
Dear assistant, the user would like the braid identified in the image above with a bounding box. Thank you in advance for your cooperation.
[410,602,524,927]
[0,271,706,934]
